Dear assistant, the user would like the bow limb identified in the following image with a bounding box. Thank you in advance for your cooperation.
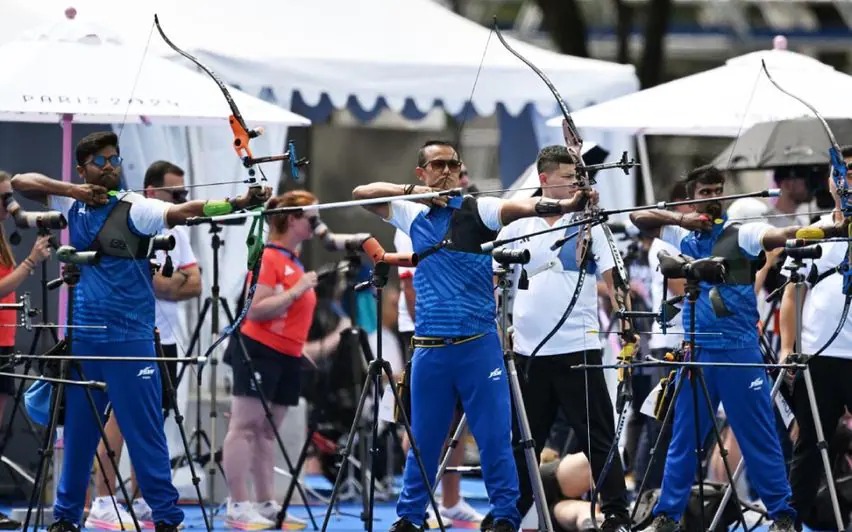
[761,59,852,347]
[153,15,259,169]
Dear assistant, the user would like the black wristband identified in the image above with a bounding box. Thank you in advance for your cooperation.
[534,198,562,216]
[403,184,416,195]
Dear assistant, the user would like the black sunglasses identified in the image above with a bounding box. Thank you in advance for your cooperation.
[170,189,189,203]
[86,154,123,169]
[423,159,462,172]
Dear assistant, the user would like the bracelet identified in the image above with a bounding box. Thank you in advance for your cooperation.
[22,259,35,273]
[403,184,416,195]
[678,212,685,225]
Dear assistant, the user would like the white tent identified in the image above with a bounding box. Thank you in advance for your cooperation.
[3,0,639,118]
[545,42,852,202]
[546,46,852,136]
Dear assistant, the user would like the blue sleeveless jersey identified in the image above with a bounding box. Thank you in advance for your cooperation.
[410,198,497,337]
[677,220,761,350]
[67,197,157,343]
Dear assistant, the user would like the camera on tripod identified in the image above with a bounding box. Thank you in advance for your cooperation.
[150,234,175,253]
[491,247,530,265]
[492,248,530,290]
[658,250,726,284]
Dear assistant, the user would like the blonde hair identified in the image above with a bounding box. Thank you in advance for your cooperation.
[0,172,15,268]
[266,190,318,234]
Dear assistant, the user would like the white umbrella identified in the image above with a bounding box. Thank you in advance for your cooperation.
[545,40,852,136]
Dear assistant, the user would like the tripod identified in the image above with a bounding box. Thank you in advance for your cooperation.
[319,262,445,532]
[279,326,377,527]
[23,263,141,532]
[628,273,749,531]
[709,252,845,531]
[280,256,387,526]
[494,263,554,532]
[180,221,234,506]
[0,227,62,481]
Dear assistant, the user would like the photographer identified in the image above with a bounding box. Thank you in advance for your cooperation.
[0,171,52,530]
[630,165,848,532]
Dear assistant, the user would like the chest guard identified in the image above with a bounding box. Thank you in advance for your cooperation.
[711,223,765,285]
[87,198,152,259]
[418,196,498,260]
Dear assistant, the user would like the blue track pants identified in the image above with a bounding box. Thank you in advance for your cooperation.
[54,340,183,526]
[397,332,520,527]
[653,346,794,521]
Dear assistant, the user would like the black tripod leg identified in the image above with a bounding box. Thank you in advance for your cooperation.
[234,335,318,530]
[23,379,65,531]
[693,368,748,531]
[687,368,708,527]
[630,370,685,524]
[158,358,212,532]
[320,362,382,532]
[278,427,315,526]
[383,364,446,532]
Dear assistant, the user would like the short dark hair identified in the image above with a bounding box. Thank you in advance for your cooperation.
[75,131,119,166]
[841,145,852,159]
[417,140,457,168]
[144,161,185,189]
[669,180,689,202]
[684,164,725,196]
[536,145,579,175]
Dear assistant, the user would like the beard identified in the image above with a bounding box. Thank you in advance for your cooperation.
[704,201,723,220]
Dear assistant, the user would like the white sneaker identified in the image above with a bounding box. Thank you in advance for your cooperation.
[225,500,276,530]
[85,496,135,531]
[254,500,307,530]
[131,498,155,529]
[425,507,440,529]
[439,499,484,527]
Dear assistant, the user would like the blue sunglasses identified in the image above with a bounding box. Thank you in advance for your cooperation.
[86,155,123,169]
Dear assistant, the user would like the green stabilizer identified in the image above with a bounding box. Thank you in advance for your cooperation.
[246,208,265,270]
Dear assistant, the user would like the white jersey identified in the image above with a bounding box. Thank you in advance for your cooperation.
[154,226,198,345]
[393,229,415,333]
[785,214,852,360]
[497,215,614,356]
[648,238,684,349]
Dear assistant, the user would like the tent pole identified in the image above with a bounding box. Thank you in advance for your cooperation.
[637,131,655,204]
[58,114,73,339]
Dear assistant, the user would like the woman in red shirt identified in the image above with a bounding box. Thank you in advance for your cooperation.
[223,190,319,529]
[0,171,51,527]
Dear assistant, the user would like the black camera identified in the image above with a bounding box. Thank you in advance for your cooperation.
[150,234,176,253]
[56,245,100,266]
[658,250,726,284]
[492,248,530,265]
